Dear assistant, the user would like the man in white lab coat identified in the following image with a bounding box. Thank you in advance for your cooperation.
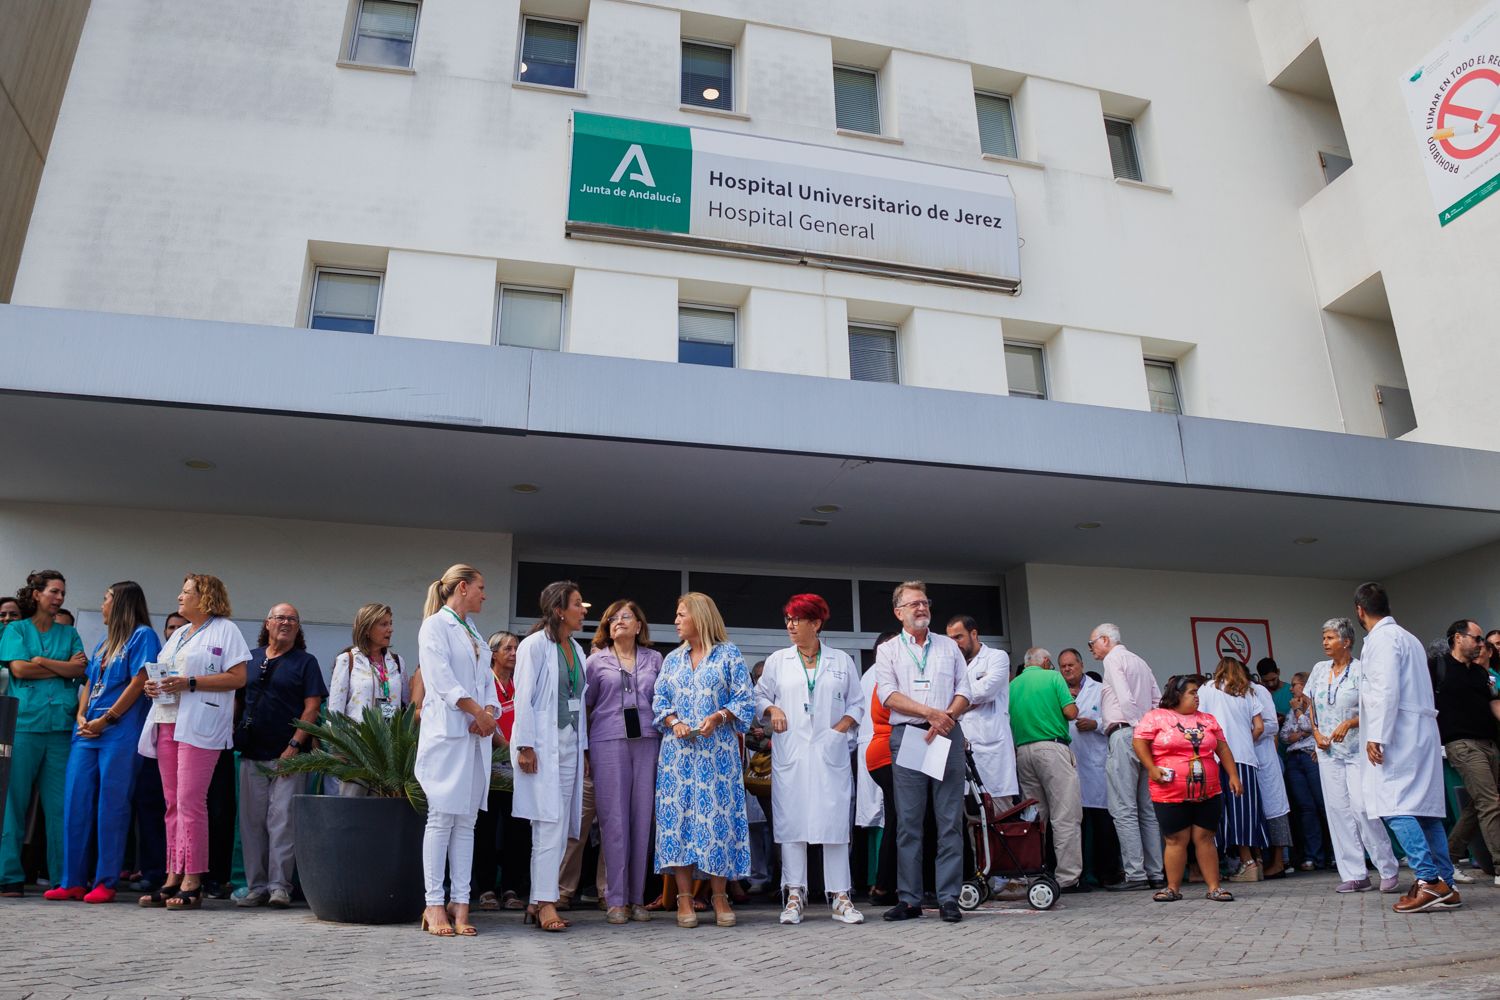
[1356,581,1458,913]
[945,616,1018,804]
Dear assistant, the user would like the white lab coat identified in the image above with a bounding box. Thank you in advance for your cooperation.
[963,644,1018,798]
[1068,675,1108,809]
[754,644,865,845]
[1359,616,1445,819]
[511,629,590,834]
[855,668,883,828]
[414,610,501,815]
[1251,683,1290,819]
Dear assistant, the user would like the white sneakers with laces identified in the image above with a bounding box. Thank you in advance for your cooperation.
[830,893,865,924]
[779,889,805,925]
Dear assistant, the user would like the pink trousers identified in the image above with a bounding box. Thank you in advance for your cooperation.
[156,724,220,875]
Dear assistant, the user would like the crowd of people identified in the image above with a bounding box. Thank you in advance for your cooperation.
[1,567,1495,933]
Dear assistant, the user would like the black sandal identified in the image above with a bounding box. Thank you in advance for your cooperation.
[139,885,178,908]
[1152,888,1183,902]
[165,886,203,910]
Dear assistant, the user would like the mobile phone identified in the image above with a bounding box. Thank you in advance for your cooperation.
[623,706,642,739]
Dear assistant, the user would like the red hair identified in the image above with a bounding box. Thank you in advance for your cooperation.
[783,593,830,624]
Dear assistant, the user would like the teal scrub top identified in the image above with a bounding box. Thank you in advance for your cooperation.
[0,618,85,732]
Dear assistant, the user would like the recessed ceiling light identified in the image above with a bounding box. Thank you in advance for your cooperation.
[511,483,540,494]
[702,87,720,101]
[1293,536,1319,545]
[797,518,829,528]
[1075,521,1102,530]
[183,459,216,471]
[813,504,841,514]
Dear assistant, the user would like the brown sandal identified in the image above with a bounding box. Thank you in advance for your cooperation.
[446,903,479,936]
[420,909,456,936]
[1206,887,1235,902]
[529,903,567,931]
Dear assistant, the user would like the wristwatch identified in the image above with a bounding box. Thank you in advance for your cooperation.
[287,739,303,753]
[188,677,197,692]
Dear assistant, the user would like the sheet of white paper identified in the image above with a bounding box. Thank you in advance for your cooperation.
[896,730,951,780]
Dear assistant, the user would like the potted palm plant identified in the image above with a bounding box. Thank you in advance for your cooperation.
[273,705,428,924]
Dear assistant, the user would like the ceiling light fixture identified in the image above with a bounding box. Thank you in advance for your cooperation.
[1075,521,1102,530]
[797,518,829,528]
[183,459,216,471]
[813,504,841,514]
[702,87,720,101]
[1293,536,1319,545]
[511,483,540,494]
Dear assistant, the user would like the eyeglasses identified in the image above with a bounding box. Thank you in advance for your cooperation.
[784,616,810,627]
[1086,637,1104,647]
[896,600,932,610]
[267,615,300,624]
[609,613,637,624]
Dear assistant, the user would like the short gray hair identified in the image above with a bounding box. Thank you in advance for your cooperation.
[1320,618,1355,646]
[1093,623,1122,643]
[1024,647,1053,668]
[892,580,927,608]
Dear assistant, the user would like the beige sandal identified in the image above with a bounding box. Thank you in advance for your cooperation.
[675,892,699,928]
[711,892,736,927]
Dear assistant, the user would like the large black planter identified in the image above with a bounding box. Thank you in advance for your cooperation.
[292,793,425,924]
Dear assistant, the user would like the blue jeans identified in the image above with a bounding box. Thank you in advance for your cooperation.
[1284,750,1327,866]
[1384,815,1454,884]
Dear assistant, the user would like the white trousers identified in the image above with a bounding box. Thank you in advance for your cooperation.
[781,840,852,896]
[1317,754,1398,882]
[423,808,478,905]
[529,725,580,904]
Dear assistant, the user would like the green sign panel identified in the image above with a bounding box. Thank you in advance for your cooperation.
[567,113,692,234]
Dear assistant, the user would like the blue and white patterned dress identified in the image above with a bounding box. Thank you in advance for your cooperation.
[652,642,754,878]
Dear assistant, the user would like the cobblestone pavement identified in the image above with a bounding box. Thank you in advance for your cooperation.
[3,870,1498,1000]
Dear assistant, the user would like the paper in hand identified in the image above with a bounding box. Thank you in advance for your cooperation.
[895,731,951,780]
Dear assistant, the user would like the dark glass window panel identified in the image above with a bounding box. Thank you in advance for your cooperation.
[518,19,579,89]
[309,315,375,334]
[678,339,733,367]
[682,42,733,110]
[857,580,1003,636]
[515,562,682,637]
[688,572,854,632]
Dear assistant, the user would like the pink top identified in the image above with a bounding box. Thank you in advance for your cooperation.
[1100,645,1162,728]
[1135,708,1224,804]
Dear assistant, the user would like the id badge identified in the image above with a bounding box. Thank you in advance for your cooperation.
[379,701,398,721]
[913,677,933,693]
[803,702,813,714]
[568,698,582,713]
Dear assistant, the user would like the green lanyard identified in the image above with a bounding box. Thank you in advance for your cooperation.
[557,642,580,697]
[799,644,823,703]
[444,608,483,656]
[901,633,930,676]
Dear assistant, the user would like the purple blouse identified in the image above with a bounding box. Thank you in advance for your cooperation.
[584,645,664,742]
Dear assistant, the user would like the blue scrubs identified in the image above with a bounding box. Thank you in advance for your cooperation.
[61,625,161,889]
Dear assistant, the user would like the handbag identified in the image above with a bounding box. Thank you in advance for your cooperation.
[744,745,772,797]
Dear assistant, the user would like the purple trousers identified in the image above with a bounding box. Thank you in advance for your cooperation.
[591,737,659,907]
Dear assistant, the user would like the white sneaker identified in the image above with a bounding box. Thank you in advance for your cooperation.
[1451,869,1476,884]
[779,889,805,925]
[830,894,865,924]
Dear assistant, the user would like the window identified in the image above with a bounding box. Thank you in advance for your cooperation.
[1376,384,1417,439]
[1320,150,1353,185]
[682,41,733,110]
[833,65,880,134]
[348,0,419,68]
[857,580,1004,637]
[1144,359,1182,415]
[848,325,898,383]
[1004,344,1046,399]
[497,286,565,350]
[517,16,580,89]
[688,572,855,631]
[975,92,1018,159]
[515,562,683,630]
[309,269,381,334]
[1104,116,1142,181]
[678,305,735,367]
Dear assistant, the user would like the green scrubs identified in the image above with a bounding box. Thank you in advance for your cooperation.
[0,618,84,887]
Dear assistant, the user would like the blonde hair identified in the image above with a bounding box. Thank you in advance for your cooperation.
[352,603,393,655]
[185,573,232,618]
[1211,656,1252,698]
[677,592,728,650]
[423,564,482,619]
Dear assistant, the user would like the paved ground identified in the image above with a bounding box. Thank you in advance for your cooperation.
[3,869,1499,999]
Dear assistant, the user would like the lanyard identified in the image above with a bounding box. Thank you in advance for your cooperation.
[798,644,822,702]
[86,638,110,711]
[901,633,930,676]
[444,608,483,657]
[1324,663,1351,708]
[166,617,213,666]
[557,642,580,698]
[369,653,391,701]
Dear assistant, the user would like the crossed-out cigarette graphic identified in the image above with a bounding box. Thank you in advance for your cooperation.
[1433,85,1500,141]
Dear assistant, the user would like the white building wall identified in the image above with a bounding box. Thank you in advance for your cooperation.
[1023,562,1358,683]
[0,500,514,667]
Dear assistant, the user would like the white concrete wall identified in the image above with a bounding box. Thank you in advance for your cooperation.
[380,250,496,344]
[901,309,1006,395]
[9,0,1495,447]
[1385,540,1500,648]
[1023,562,1358,683]
[1322,312,1408,438]
[1043,327,1148,410]
[0,500,513,667]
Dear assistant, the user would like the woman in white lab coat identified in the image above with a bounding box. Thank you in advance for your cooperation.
[755,594,865,926]
[511,580,590,933]
[415,564,500,937]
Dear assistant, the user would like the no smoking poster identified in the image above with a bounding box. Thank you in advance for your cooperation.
[1191,618,1274,676]
[1402,2,1500,226]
